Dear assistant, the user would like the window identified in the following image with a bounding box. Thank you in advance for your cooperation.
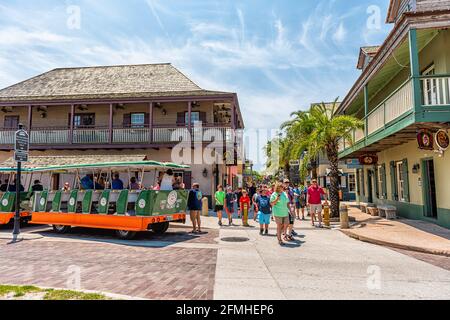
[131,113,145,128]
[185,112,200,124]
[73,114,95,127]
[4,115,19,129]
[348,173,356,193]
[396,162,405,202]
[378,166,384,199]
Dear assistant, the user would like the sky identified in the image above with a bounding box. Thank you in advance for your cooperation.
[0,0,393,169]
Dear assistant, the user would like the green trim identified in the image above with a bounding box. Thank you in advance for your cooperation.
[408,29,422,112]
[364,85,369,138]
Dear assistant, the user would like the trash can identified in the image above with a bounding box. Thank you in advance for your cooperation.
[339,204,349,229]
[202,197,209,217]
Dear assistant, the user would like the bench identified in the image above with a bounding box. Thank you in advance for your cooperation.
[378,205,397,219]
[360,202,375,213]
[367,207,379,217]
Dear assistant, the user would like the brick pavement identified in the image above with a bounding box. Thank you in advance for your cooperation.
[0,236,217,300]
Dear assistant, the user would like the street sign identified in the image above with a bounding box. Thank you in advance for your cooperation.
[14,129,29,163]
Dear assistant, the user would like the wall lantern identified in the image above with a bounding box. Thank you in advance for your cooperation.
[202,168,208,178]
[412,163,420,174]
[162,109,167,116]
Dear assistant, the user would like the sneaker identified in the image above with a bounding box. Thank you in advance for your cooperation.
[218,221,223,226]
[291,230,298,236]
[260,229,264,235]
[265,229,269,235]
[229,220,232,226]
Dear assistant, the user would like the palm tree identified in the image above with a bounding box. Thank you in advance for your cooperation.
[297,99,363,217]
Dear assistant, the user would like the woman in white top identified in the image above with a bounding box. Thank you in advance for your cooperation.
[160,169,175,191]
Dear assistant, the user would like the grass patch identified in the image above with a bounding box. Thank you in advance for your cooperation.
[0,285,109,300]
[43,289,108,300]
[0,285,41,298]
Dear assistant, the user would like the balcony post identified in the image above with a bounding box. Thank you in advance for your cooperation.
[27,105,32,133]
[231,99,236,130]
[69,104,74,144]
[109,103,113,144]
[409,28,422,113]
[188,101,192,131]
[149,102,153,143]
[364,84,369,140]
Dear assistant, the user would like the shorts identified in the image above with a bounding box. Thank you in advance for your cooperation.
[310,204,323,214]
[275,216,289,224]
[258,212,271,225]
[295,202,301,209]
[226,206,234,213]
[214,205,224,212]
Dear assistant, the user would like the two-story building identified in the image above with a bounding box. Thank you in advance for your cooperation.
[337,0,450,228]
[0,63,245,204]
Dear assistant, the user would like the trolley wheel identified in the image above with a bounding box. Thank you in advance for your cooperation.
[52,225,71,234]
[150,222,170,235]
[115,230,137,240]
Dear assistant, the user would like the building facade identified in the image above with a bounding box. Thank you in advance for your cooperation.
[0,64,245,205]
[337,0,450,228]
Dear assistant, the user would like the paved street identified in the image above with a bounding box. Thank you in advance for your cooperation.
[0,218,449,300]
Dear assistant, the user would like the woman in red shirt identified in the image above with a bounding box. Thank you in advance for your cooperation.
[239,190,251,227]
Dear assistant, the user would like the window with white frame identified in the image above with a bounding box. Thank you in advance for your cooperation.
[396,162,405,202]
[131,113,145,128]
[185,112,200,124]
[348,173,356,193]
[378,166,384,199]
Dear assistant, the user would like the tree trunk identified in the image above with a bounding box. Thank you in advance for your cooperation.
[326,144,340,218]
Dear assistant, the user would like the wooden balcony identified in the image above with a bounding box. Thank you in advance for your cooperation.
[0,125,235,149]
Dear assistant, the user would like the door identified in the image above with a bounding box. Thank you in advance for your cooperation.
[422,159,438,218]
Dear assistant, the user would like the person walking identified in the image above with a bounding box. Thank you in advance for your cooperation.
[284,179,298,237]
[307,179,328,228]
[270,182,291,246]
[215,185,226,226]
[255,186,272,235]
[187,183,203,233]
[239,190,251,227]
[225,186,236,226]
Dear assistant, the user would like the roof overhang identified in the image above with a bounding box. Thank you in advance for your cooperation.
[337,10,450,116]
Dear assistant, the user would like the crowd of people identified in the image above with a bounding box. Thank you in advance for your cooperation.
[207,179,328,246]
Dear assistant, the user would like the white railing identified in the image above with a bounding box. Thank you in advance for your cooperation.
[113,128,150,144]
[0,130,15,145]
[422,76,450,106]
[354,128,365,142]
[153,127,191,143]
[31,128,69,145]
[73,128,109,144]
[367,79,413,135]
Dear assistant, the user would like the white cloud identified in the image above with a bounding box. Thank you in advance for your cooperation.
[333,22,347,43]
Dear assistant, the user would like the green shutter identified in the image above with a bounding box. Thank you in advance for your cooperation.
[381,164,387,199]
[374,166,379,199]
[361,169,365,197]
[390,161,398,201]
[356,170,361,196]
[402,159,410,202]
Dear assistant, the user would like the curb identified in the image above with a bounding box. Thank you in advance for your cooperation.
[340,229,450,257]
[0,233,43,241]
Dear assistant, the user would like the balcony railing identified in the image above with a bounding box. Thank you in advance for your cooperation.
[421,75,450,106]
[0,125,234,147]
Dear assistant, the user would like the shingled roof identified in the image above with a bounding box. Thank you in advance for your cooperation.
[0,63,232,103]
[357,46,381,70]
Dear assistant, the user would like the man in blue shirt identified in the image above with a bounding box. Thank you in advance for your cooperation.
[187,183,203,234]
[111,173,124,190]
[80,175,94,190]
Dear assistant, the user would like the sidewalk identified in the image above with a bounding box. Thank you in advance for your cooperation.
[341,204,450,256]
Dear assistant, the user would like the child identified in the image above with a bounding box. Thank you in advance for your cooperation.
[254,186,272,235]
[215,185,226,226]
[239,190,251,227]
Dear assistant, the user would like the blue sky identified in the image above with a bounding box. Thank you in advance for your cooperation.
[0,0,393,166]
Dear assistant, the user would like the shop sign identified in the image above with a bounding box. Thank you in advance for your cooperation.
[417,129,434,150]
[435,129,449,151]
[358,155,378,165]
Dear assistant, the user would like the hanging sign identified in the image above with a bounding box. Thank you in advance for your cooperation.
[358,154,378,165]
[435,129,449,151]
[417,129,434,150]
